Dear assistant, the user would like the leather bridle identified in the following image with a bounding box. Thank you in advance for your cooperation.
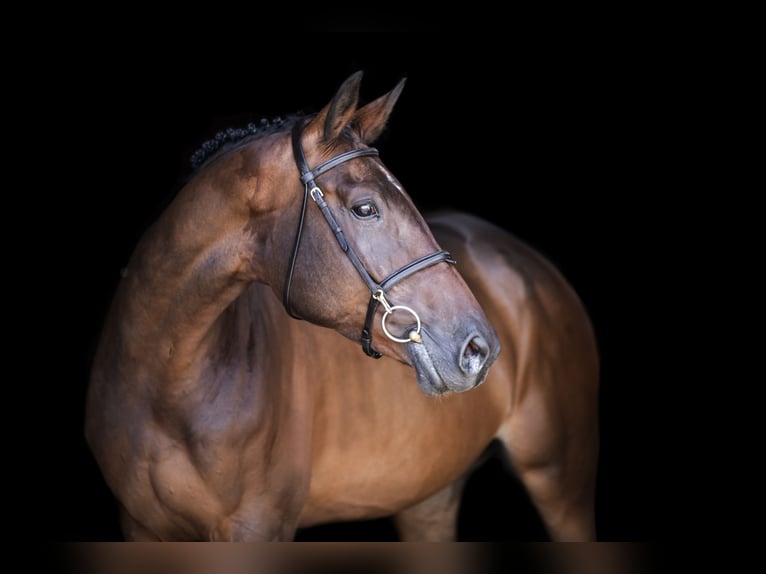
[284,118,456,358]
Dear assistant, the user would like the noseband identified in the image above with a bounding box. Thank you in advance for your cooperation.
[285,119,456,358]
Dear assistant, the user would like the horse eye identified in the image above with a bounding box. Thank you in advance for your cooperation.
[351,201,379,220]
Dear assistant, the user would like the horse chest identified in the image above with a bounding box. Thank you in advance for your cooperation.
[298,377,506,526]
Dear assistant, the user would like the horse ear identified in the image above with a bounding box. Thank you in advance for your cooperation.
[308,71,364,143]
[352,77,406,144]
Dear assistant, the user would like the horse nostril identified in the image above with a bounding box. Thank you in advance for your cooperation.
[460,334,490,375]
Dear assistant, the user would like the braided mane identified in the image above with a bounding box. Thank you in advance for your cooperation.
[189,114,305,172]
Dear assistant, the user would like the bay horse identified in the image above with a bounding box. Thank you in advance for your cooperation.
[85,72,599,541]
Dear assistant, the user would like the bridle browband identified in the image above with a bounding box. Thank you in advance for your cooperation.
[285,118,456,358]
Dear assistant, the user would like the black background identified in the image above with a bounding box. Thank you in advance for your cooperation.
[31,27,690,543]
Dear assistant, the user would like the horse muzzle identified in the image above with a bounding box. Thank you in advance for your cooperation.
[406,324,500,396]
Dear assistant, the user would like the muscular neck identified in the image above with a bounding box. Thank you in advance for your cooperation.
[108,162,267,379]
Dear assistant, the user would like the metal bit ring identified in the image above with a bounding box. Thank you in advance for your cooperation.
[380,305,422,344]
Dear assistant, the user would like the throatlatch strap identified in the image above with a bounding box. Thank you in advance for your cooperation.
[285,119,379,317]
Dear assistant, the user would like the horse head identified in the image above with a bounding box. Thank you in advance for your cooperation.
[265,71,501,395]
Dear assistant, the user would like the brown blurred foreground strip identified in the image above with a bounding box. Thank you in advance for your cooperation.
[60,542,658,574]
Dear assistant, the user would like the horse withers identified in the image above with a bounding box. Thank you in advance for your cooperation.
[85,72,505,541]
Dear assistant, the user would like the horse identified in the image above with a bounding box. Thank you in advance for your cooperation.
[85,71,599,541]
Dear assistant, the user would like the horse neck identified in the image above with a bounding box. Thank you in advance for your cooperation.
[113,143,288,377]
